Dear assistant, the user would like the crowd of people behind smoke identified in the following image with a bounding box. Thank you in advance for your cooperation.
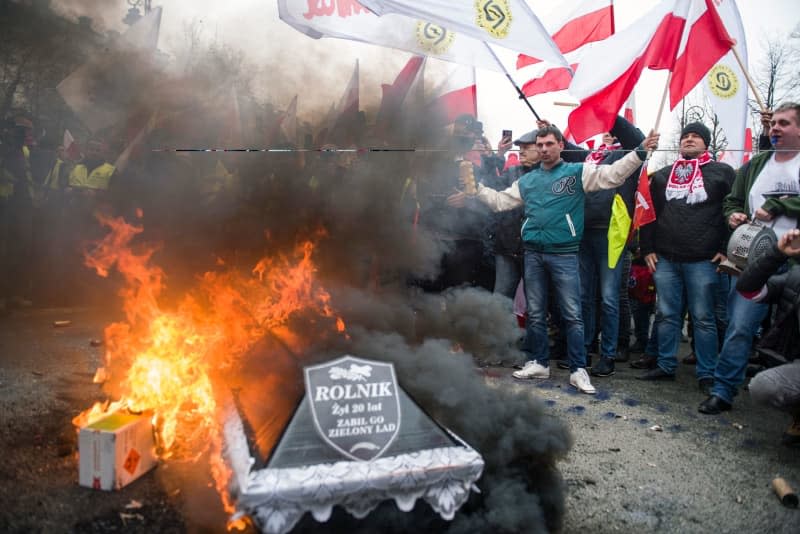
[2,93,800,448]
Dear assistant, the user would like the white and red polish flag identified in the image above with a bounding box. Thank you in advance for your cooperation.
[278,0,503,72]
[63,129,81,161]
[624,93,636,124]
[427,64,477,125]
[669,0,735,110]
[566,0,692,143]
[358,0,567,67]
[516,0,614,97]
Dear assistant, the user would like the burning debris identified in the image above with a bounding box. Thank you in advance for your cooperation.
[0,3,574,531]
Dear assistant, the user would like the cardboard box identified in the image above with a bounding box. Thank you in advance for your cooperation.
[78,411,157,490]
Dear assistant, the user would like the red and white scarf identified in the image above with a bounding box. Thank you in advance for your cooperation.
[666,151,712,205]
[585,142,622,164]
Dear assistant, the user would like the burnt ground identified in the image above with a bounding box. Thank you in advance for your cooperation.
[1,306,799,533]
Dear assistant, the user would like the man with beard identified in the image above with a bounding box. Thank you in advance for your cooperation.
[700,102,800,414]
[638,123,735,395]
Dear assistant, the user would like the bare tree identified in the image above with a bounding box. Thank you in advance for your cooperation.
[753,36,800,111]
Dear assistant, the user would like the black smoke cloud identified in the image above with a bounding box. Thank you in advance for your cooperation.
[27,1,573,531]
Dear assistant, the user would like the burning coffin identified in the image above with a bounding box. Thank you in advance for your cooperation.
[223,355,484,533]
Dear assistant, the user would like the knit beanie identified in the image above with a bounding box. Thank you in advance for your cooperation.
[680,122,711,148]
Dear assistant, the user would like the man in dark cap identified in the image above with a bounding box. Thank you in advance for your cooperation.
[636,122,735,395]
[479,128,542,298]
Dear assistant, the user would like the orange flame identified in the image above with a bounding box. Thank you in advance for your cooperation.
[76,214,346,520]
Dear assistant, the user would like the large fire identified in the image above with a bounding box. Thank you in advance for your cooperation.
[74,213,344,524]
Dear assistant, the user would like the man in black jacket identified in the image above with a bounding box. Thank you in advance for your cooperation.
[738,228,800,446]
[576,119,645,378]
[638,122,735,391]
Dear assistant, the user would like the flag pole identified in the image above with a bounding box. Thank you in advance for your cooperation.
[653,71,673,134]
[484,43,541,120]
[729,46,767,112]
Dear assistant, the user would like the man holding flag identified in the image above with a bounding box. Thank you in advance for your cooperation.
[450,126,660,394]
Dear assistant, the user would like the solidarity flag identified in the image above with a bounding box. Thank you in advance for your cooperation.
[358,0,567,67]
[278,0,504,72]
[701,0,748,167]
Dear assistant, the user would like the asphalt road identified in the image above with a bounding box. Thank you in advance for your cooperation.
[1,306,798,533]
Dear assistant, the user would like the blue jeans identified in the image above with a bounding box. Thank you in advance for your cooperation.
[711,282,769,404]
[580,229,623,359]
[494,254,522,300]
[523,250,586,372]
[714,272,731,344]
[652,258,720,378]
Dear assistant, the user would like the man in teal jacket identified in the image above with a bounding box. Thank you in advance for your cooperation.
[451,125,659,394]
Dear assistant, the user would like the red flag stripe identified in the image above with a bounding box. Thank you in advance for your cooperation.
[633,165,656,229]
[376,56,424,129]
[743,127,753,163]
[567,12,686,143]
[517,3,613,68]
[668,0,735,109]
[520,64,577,97]
[434,84,477,124]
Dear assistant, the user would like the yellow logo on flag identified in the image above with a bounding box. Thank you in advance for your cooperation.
[707,64,739,99]
[416,21,455,55]
[475,0,512,39]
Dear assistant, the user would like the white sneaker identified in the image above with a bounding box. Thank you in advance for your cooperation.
[512,360,550,379]
[570,368,596,394]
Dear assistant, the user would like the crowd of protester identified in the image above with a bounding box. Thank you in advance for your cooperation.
[445,103,800,447]
[2,101,800,447]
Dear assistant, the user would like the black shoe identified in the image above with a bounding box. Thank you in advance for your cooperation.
[698,377,714,396]
[615,346,630,363]
[636,367,676,381]
[698,395,732,414]
[591,356,616,377]
[682,352,697,365]
[629,340,647,354]
[556,360,570,370]
[630,354,657,370]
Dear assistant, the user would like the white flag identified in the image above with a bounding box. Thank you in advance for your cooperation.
[278,0,503,72]
[702,0,747,167]
[358,0,567,66]
[56,7,163,133]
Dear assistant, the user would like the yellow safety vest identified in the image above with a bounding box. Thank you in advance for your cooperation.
[68,162,115,190]
[44,158,65,190]
[0,147,34,199]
